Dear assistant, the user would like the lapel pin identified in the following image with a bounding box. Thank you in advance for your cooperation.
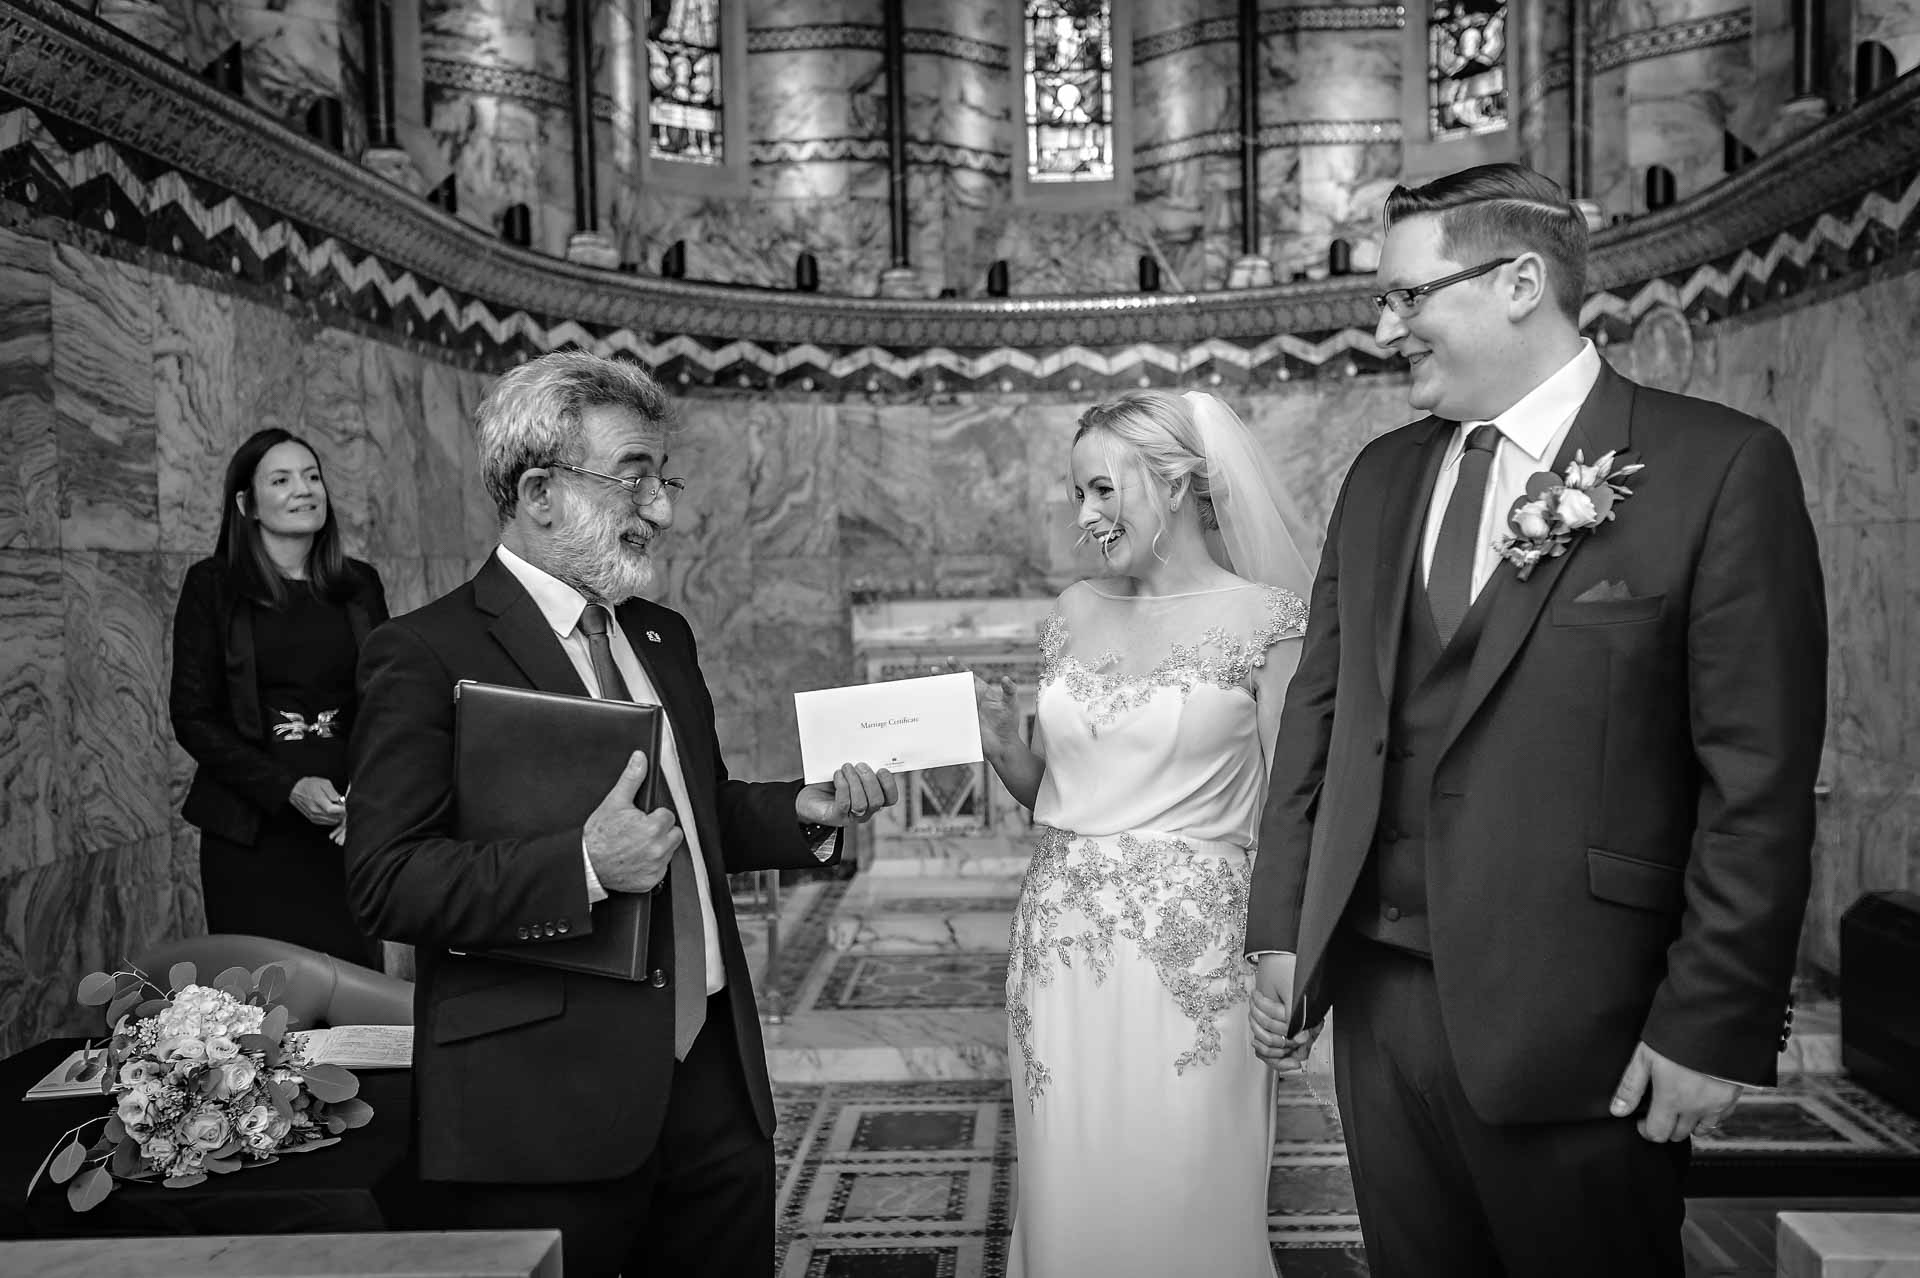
[645,630,662,643]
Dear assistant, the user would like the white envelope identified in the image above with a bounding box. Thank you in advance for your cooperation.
[795,672,985,784]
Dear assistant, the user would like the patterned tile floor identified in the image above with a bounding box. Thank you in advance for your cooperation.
[771,1073,1920,1277]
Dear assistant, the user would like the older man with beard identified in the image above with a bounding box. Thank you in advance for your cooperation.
[345,351,897,1278]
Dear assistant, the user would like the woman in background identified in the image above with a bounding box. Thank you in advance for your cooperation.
[170,428,387,966]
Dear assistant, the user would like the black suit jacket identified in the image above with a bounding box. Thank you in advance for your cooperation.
[1246,364,1827,1124]
[170,556,388,845]
[345,551,835,1183]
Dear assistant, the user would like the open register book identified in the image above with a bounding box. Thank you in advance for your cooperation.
[23,1024,415,1101]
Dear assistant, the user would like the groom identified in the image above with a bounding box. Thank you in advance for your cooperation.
[1245,163,1826,1275]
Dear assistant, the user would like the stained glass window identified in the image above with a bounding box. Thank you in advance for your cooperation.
[1429,0,1508,140]
[1024,0,1114,183]
[648,0,723,164]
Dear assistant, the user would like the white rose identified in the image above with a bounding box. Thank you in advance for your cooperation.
[159,1036,207,1064]
[181,1109,231,1152]
[142,1134,177,1167]
[216,1058,258,1098]
[238,1104,274,1138]
[1557,488,1599,529]
[117,1090,153,1128]
[1514,503,1551,541]
[206,1035,241,1061]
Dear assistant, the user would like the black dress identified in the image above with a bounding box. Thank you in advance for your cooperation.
[197,586,376,966]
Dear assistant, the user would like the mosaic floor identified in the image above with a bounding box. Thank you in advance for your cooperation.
[746,868,1920,1276]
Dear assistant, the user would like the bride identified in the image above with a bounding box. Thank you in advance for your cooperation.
[977,390,1315,1276]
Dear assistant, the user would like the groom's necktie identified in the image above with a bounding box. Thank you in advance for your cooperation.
[1428,422,1502,646]
[577,604,707,1059]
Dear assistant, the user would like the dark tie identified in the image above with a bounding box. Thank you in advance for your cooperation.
[577,604,706,1058]
[1428,423,1502,646]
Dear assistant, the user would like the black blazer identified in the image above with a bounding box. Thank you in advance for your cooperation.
[169,556,389,846]
[1247,365,1827,1123]
[345,551,838,1184]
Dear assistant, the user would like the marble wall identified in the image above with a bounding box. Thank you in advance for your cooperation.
[1605,265,1920,977]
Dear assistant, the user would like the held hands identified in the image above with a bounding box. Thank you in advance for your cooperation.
[583,751,683,894]
[797,763,901,827]
[1610,1041,1743,1142]
[290,776,346,827]
[1249,953,1321,1073]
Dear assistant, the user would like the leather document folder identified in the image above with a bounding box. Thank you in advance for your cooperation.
[453,679,661,981]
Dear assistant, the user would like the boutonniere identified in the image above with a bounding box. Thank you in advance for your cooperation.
[1493,450,1644,581]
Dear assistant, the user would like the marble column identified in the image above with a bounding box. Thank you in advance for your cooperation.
[1259,0,1405,282]
[1583,0,1631,215]
[878,0,919,296]
[902,3,1010,300]
[420,0,575,256]
[1233,0,1274,287]
[1133,0,1241,293]
[1613,0,1755,211]
[594,0,644,268]
[1517,0,1576,191]
[563,0,618,266]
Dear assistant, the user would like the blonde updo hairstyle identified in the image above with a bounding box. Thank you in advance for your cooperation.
[1072,390,1218,531]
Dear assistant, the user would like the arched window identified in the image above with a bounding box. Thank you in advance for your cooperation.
[1644,165,1677,211]
[1010,0,1133,207]
[1024,0,1115,183]
[1428,0,1508,140]
[648,0,724,164]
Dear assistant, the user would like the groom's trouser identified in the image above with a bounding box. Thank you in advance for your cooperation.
[1330,936,1689,1278]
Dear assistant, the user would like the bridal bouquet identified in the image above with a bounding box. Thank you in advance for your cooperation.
[28,961,371,1211]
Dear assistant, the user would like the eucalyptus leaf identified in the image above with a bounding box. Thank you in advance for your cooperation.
[212,965,251,999]
[134,998,168,1019]
[66,1166,113,1212]
[281,1136,341,1154]
[105,988,143,1029]
[301,1063,359,1103]
[253,963,288,1004]
[162,1172,208,1189]
[105,1116,126,1145]
[262,1005,289,1042]
[48,1140,85,1185]
[326,1097,375,1129]
[167,961,197,992]
[76,972,117,1006]
[110,1137,144,1178]
[202,1156,242,1174]
[237,1033,274,1054]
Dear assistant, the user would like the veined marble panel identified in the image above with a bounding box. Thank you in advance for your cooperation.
[415,360,484,558]
[750,554,850,778]
[1625,42,1748,206]
[361,341,428,559]
[987,207,1152,295]
[531,0,570,85]
[430,93,547,242]
[296,328,371,558]
[668,398,758,560]
[746,399,839,560]
[229,8,343,130]
[153,275,239,554]
[534,100,576,257]
[1133,21,1237,154]
[1586,65,1634,216]
[0,226,56,550]
[231,298,309,438]
[924,400,1033,558]
[95,0,235,74]
[1242,374,1414,546]
[424,554,478,602]
[370,555,430,616]
[61,549,172,853]
[750,47,888,143]
[1843,268,1920,525]
[1606,0,1747,37]
[1295,142,1399,269]
[420,0,539,69]
[747,0,882,28]
[838,403,933,562]
[1020,397,1087,581]
[1819,524,1907,765]
[624,189,894,293]
[1258,146,1309,278]
[904,49,1006,163]
[1804,286,1913,527]
[1804,750,1920,971]
[0,550,69,876]
[0,834,192,1059]
[651,550,760,727]
[1276,26,1402,124]
[51,244,157,552]
[906,165,1002,301]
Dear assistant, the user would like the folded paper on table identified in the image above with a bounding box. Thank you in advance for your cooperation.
[23,1024,416,1100]
[794,672,984,784]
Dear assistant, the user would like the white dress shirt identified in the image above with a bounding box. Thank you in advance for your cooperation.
[495,545,726,996]
[1419,339,1603,602]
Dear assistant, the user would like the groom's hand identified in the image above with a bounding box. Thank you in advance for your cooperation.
[1610,1041,1743,1142]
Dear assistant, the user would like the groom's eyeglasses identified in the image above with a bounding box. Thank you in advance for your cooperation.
[1371,257,1518,319]
[550,463,686,504]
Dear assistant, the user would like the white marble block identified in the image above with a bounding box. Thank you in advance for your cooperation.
[1777,1213,1920,1276]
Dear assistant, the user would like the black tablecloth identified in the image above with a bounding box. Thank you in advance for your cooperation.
[0,1038,419,1239]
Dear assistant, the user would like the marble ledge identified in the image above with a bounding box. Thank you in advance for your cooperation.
[762,1009,1008,1083]
[1777,1212,1920,1277]
[0,1231,563,1278]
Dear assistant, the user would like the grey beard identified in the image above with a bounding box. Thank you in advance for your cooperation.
[547,490,656,605]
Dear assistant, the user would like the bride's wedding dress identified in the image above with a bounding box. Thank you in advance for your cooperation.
[1006,578,1306,1278]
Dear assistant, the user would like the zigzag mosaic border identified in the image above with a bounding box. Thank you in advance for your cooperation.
[1,0,1917,396]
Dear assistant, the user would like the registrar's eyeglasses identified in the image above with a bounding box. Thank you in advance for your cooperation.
[1371,257,1518,318]
[550,462,686,504]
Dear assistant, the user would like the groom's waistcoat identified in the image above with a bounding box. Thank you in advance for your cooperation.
[1346,564,1492,955]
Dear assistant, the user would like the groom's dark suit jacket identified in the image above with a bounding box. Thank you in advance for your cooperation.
[346,552,834,1182]
[1246,364,1827,1125]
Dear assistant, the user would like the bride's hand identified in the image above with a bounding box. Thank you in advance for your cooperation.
[973,672,1021,754]
[1251,953,1316,1072]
